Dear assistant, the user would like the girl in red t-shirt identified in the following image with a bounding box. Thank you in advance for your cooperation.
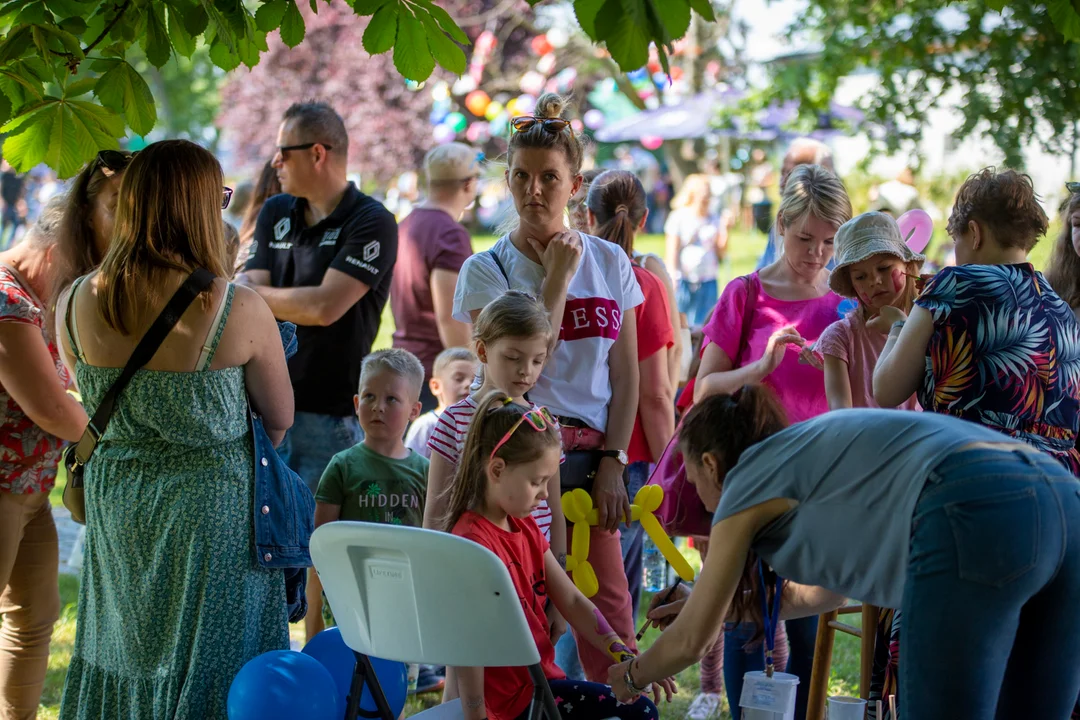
[441,391,676,720]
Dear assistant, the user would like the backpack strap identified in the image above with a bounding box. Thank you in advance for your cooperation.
[487,248,510,288]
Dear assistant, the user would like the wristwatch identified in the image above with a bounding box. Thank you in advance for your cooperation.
[601,449,629,466]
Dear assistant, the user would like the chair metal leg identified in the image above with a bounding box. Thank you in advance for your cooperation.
[345,653,397,720]
[806,610,838,720]
[860,605,879,700]
[526,663,561,720]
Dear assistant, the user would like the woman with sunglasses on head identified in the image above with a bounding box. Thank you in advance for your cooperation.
[875,168,1080,475]
[0,198,88,720]
[444,390,675,720]
[452,93,643,684]
[55,140,293,719]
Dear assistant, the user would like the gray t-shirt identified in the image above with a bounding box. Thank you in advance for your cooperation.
[713,409,1014,608]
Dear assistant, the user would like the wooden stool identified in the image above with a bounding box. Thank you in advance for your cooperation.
[805,604,879,720]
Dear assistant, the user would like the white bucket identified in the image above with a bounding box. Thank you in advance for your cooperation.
[739,671,800,720]
[827,696,867,720]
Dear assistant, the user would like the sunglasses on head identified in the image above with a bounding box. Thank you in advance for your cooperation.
[96,149,135,178]
[222,186,233,211]
[510,116,575,139]
[490,403,558,460]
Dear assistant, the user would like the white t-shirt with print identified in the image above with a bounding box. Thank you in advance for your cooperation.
[452,233,644,432]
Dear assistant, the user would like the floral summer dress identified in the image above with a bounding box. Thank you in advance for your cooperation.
[59,282,289,720]
[915,263,1080,474]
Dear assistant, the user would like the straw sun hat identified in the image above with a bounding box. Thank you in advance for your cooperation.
[828,211,926,298]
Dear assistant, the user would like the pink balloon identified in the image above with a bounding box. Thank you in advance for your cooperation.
[897,209,933,253]
[641,135,663,151]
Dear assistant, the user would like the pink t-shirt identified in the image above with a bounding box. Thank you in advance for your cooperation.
[817,311,920,411]
[703,273,841,423]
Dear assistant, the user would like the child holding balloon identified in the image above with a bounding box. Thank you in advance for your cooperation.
[441,390,676,720]
[814,211,925,411]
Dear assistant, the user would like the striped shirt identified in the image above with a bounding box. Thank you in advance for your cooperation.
[429,395,553,539]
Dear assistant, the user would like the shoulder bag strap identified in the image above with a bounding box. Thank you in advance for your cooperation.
[732,273,760,368]
[72,269,216,465]
[486,248,511,288]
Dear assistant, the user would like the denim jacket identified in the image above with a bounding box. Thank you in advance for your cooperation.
[253,322,313,621]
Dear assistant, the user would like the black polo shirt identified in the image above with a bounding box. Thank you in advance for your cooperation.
[245,183,397,417]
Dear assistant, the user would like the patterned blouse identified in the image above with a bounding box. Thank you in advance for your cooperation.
[915,263,1080,474]
[0,265,71,493]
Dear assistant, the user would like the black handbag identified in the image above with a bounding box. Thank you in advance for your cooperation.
[62,269,216,524]
[559,450,606,492]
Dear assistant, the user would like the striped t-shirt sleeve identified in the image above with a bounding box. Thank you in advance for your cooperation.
[427,400,475,463]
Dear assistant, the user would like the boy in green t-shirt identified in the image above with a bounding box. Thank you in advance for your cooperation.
[315,348,429,527]
[309,349,429,642]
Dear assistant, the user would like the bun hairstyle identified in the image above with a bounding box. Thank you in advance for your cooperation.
[507,92,585,175]
[439,390,562,532]
[586,170,647,257]
[473,290,553,350]
[678,384,789,641]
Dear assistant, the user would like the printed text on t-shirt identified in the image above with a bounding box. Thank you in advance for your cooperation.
[559,297,622,342]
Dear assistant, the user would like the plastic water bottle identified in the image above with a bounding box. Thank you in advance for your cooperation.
[642,536,667,592]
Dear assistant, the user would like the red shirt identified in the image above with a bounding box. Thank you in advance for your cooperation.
[627,265,674,464]
[451,511,564,720]
[390,208,473,377]
[0,265,70,493]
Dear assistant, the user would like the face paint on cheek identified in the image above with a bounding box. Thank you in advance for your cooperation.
[891,267,904,294]
[857,289,871,306]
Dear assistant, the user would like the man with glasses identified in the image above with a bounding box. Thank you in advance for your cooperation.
[391,142,479,412]
[240,100,398,493]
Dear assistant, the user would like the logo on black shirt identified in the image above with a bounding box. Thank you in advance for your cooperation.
[320,228,342,246]
[274,217,291,240]
[363,240,380,262]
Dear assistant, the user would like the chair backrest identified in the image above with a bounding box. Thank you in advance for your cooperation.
[311,522,543,668]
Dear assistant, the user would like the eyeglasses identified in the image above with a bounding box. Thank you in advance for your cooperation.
[490,404,558,460]
[1067,182,1080,195]
[510,116,575,139]
[96,149,135,178]
[277,142,333,158]
[222,186,233,211]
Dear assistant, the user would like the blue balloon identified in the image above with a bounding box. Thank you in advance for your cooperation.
[228,650,341,720]
[302,627,408,717]
[837,297,858,318]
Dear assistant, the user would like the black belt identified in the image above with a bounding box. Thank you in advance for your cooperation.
[556,415,592,429]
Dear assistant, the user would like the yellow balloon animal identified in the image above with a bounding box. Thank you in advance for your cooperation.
[561,484,695,598]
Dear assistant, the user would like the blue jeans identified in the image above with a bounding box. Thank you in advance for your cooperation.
[554,629,585,681]
[620,462,650,623]
[278,411,362,495]
[723,616,817,720]
[676,279,718,329]
[902,446,1080,720]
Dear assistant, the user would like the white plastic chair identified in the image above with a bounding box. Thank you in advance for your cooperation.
[311,522,562,720]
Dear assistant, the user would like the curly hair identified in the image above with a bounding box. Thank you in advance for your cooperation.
[1044,192,1080,310]
[946,168,1048,251]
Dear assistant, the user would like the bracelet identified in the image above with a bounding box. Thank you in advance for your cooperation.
[624,659,649,695]
[890,320,906,335]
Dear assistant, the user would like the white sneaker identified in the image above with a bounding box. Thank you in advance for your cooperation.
[685,692,722,720]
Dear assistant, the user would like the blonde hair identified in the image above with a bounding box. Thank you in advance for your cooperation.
[507,93,585,175]
[360,348,425,398]
[433,346,478,378]
[473,290,552,350]
[98,140,228,334]
[439,390,561,532]
[774,164,852,256]
[671,174,710,212]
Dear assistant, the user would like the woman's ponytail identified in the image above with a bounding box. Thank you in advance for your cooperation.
[586,170,647,257]
[678,384,788,471]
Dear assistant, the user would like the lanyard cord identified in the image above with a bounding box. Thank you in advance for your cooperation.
[757,559,783,678]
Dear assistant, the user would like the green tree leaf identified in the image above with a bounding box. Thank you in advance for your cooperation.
[142,2,172,67]
[279,0,305,47]
[350,0,392,13]
[57,16,86,35]
[209,39,241,70]
[69,98,125,139]
[14,1,49,26]
[168,5,197,58]
[393,8,434,80]
[0,62,44,110]
[363,1,397,55]
[63,76,96,98]
[0,97,115,177]
[596,0,650,70]
[95,59,156,135]
[423,1,468,44]
[183,3,209,36]
[651,0,690,43]
[0,92,12,128]
[0,24,34,65]
[687,0,716,22]
[419,10,465,75]
[255,0,288,31]
[1,99,59,172]
[574,0,605,40]
[1048,0,1080,41]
